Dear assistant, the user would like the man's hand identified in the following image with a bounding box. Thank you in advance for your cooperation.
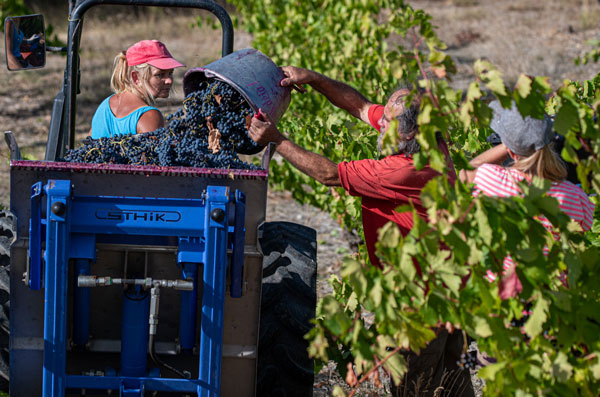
[280,66,312,93]
[248,109,341,186]
[280,66,372,123]
[248,110,285,146]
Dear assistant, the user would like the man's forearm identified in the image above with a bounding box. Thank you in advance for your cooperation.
[469,144,509,167]
[275,137,341,187]
[308,73,372,121]
[460,143,510,184]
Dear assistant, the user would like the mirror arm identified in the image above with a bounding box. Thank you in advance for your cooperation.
[47,46,67,53]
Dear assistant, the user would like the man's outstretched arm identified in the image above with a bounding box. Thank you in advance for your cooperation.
[459,144,510,183]
[280,66,374,125]
[248,111,341,187]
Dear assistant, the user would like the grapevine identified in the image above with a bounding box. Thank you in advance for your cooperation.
[224,1,600,396]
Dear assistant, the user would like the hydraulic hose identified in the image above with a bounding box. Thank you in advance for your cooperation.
[148,334,190,379]
[148,285,190,379]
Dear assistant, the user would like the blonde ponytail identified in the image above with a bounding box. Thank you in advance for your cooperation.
[512,144,567,182]
[110,52,129,93]
[109,51,156,105]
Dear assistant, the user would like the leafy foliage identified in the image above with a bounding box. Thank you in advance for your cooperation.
[218,0,431,248]
[0,0,29,32]
[1,0,65,48]
[575,39,600,66]
[206,1,600,395]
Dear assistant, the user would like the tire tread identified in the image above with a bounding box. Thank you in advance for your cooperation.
[257,222,317,397]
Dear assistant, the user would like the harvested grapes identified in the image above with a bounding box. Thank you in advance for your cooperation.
[63,80,263,169]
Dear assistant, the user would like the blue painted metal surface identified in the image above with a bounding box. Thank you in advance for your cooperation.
[42,180,71,396]
[72,259,91,348]
[179,262,199,353]
[32,179,246,396]
[28,182,42,290]
[120,288,150,378]
[66,375,210,392]
[68,195,218,236]
[120,383,143,396]
[198,186,229,397]
[230,190,246,298]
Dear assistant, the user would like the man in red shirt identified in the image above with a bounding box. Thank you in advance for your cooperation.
[249,66,456,268]
[248,66,473,397]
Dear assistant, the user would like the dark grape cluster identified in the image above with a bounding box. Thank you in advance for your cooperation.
[456,350,479,370]
[509,316,528,328]
[63,80,262,170]
[510,304,533,328]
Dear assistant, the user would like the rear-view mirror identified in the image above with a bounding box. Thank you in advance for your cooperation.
[4,14,46,71]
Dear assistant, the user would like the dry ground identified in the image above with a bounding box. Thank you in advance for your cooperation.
[1,0,599,395]
[414,0,600,89]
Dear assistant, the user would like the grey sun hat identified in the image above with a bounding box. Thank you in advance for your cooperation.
[489,100,555,156]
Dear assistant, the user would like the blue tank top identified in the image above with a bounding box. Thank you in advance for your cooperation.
[90,95,160,139]
[11,27,24,58]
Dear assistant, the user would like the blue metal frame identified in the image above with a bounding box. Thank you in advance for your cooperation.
[230,191,246,298]
[120,288,150,379]
[35,179,244,396]
[66,375,210,391]
[179,261,199,354]
[72,259,91,348]
[43,180,71,396]
[198,187,229,397]
[28,182,43,290]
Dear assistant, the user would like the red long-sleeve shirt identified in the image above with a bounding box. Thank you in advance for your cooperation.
[337,104,456,267]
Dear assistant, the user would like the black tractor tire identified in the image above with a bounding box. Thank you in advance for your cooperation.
[0,210,15,392]
[257,222,317,397]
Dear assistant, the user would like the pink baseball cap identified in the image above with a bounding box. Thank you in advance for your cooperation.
[125,40,185,70]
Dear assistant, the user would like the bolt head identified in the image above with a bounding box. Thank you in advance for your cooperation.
[210,208,225,222]
[51,201,66,216]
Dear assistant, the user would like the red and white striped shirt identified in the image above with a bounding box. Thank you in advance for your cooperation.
[473,164,595,281]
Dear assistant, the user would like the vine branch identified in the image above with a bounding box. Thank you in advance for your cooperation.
[348,346,404,396]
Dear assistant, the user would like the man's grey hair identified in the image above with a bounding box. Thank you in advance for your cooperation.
[378,90,422,155]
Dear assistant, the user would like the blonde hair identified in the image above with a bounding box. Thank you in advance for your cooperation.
[110,51,156,105]
[511,144,567,182]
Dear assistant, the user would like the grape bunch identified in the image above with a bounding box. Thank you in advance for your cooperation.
[509,316,528,328]
[179,79,263,155]
[509,303,533,328]
[63,79,263,170]
[456,350,479,370]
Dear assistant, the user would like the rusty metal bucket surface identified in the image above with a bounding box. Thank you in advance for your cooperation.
[183,48,291,124]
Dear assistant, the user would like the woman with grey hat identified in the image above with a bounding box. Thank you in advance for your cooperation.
[459,100,594,296]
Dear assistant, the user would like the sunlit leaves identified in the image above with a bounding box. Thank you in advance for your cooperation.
[473,316,493,338]
[554,100,579,136]
[515,74,532,98]
[478,361,506,381]
[523,295,549,338]
[226,1,600,395]
[552,352,574,384]
[474,60,508,97]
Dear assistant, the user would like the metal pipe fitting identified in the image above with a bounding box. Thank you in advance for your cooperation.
[77,275,111,287]
[77,275,192,290]
[149,286,160,336]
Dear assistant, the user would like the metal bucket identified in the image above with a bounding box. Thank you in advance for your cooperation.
[183,48,291,124]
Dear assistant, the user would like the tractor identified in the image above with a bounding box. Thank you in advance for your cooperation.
[2,1,317,396]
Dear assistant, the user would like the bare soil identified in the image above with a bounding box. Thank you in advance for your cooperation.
[1,1,599,395]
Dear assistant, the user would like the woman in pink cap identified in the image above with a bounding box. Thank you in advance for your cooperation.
[90,40,185,139]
